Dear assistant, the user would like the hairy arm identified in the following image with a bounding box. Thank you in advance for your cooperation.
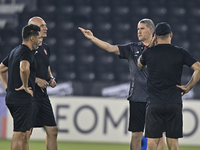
[20,60,30,88]
[78,27,120,55]
[15,60,33,96]
[177,61,200,95]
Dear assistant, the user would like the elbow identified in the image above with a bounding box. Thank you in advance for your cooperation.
[109,47,120,55]
[20,67,29,74]
[138,64,144,69]
[107,47,116,53]
[138,63,146,69]
[138,65,142,69]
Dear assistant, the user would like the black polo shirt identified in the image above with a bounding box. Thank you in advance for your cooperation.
[34,42,50,99]
[2,44,36,105]
[118,42,148,102]
[140,44,197,104]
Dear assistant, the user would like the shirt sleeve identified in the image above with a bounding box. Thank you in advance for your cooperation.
[2,56,9,67]
[183,49,197,67]
[117,43,131,59]
[20,50,34,64]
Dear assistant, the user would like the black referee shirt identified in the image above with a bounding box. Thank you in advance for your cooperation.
[3,44,36,104]
[118,42,148,102]
[34,42,50,99]
[140,44,197,104]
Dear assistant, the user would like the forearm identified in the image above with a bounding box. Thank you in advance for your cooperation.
[186,70,200,90]
[20,69,30,88]
[91,37,119,54]
[0,72,8,89]
[35,77,41,84]
[47,66,54,79]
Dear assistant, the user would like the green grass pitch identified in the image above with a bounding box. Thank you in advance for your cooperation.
[0,139,200,150]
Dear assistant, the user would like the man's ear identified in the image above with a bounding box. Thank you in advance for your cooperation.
[154,34,157,39]
[170,32,173,38]
[150,28,154,34]
[29,36,34,42]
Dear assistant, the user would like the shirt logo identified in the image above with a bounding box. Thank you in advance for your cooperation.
[34,51,38,55]
[135,51,139,56]
[44,49,47,55]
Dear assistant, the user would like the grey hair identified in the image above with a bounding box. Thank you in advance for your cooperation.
[139,18,155,30]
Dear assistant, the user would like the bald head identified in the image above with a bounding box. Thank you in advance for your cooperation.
[28,16,48,38]
[28,16,43,25]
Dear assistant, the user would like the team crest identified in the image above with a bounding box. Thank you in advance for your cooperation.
[44,49,47,55]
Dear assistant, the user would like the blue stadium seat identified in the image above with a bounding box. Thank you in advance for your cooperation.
[77,71,96,82]
[39,5,56,14]
[112,6,129,16]
[96,72,115,81]
[75,5,92,16]
[1,0,200,97]
[59,37,75,47]
[78,54,95,65]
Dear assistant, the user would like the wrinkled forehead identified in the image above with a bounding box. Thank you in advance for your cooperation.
[137,22,148,28]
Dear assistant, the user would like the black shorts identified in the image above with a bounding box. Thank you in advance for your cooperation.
[128,101,147,132]
[145,103,183,138]
[7,102,33,132]
[33,97,56,127]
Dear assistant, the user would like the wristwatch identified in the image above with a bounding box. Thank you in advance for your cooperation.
[50,77,57,82]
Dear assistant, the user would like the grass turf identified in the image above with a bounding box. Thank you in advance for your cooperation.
[0,139,200,150]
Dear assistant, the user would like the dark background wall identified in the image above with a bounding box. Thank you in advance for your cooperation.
[1,0,200,98]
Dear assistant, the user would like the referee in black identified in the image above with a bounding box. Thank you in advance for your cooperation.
[79,19,166,150]
[138,22,200,150]
[0,24,41,150]
[28,16,58,150]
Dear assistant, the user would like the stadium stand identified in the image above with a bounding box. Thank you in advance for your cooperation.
[0,0,200,97]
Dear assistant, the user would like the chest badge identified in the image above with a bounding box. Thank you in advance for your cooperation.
[135,51,139,56]
[34,51,38,55]
[44,49,47,55]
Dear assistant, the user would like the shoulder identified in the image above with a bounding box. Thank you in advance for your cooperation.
[20,45,32,55]
[129,41,142,47]
[118,42,141,49]
[172,44,190,54]
[38,42,50,53]
[42,42,49,49]
[144,46,154,52]
[42,42,48,47]
[20,45,30,51]
[171,44,184,50]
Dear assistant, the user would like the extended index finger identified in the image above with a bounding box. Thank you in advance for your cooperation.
[78,27,85,32]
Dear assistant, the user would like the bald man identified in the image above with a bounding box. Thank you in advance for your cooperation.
[28,17,58,150]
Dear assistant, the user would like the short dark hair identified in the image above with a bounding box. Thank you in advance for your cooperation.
[22,24,40,40]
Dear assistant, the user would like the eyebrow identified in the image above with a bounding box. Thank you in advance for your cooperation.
[40,24,46,27]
